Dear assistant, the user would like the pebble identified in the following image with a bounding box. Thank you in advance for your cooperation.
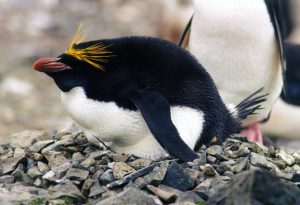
[37,161,50,174]
[13,147,26,158]
[66,168,89,181]
[28,140,55,152]
[0,156,25,174]
[206,145,223,156]
[276,150,296,166]
[89,181,106,198]
[52,161,71,178]
[72,152,85,161]
[250,152,276,169]
[43,151,68,168]
[81,156,96,168]
[129,158,152,169]
[200,164,217,176]
[27,166,42,178]
[99,169,114,185]
[112,162,136,180]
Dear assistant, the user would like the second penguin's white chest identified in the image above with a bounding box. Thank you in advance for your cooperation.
[60,87,205,160]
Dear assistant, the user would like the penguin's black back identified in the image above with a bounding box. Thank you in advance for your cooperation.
[74,36,240,146]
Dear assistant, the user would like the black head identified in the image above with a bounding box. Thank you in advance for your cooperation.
[33,25,112,92]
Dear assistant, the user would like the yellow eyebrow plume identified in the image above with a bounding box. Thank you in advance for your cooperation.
[65,24,112,70]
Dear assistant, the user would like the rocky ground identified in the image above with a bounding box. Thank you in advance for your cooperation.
[0,128,299,205]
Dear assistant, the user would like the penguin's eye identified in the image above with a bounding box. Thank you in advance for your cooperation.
[64,24,113,70]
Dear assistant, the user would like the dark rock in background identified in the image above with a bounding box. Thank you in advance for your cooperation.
[207,170,300,205]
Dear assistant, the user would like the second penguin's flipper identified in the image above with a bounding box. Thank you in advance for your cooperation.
[128,90,198,162]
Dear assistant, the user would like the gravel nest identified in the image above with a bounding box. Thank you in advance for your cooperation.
[0,128,300,205]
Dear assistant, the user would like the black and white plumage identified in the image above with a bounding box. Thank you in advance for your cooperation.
[181,0,288,129]
[33,36,265,162]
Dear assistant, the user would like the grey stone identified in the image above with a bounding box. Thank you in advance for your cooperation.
[92,169,105,180]
[276,150,296,166]
[133,177,147,188]
[0,156,25,174]
[21,173,34,186]
[89,181,106,198]
[96,187,155,205]
[66,168,89,181]
[0,184,48,204]
[185,168,200,185]
[206,145,223,156]
[200,164,217,176]
[0,175,14,184]
[162,162,194,191]
[251,141,269,154]
[27,152,43,161]
[82,179,94,196]
[28,140,54,152]
[33,177,43,187]
[234,146,251,158]
[112,162,135,180]
[81,156,96,168]
[13,147,26,158]
[224,171,234,177]
[27,166,42,178]
[48,180,85,200]
[207,155,217,164]
[52,161,71,178]
[271,168,293,180]
[129,158,152,169]
[37,161,50,174]
[72,152,85,161]
[99,169,114,185]
[250,152,276,169]
[175,191,205,204]
[0,148,13,160]
[292,152,300,163]
[90,150,111,160]
[144,161,169,186]
[11,163,25,182]
[267,158,287,169]
[232,157,249,173]
[42,170,58,182]
[43,151,68,168]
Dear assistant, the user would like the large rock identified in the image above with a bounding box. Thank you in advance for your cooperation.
[162,162,194,191]
[0,156,25,174]
[96,187,156,205]
[207,170,300,205]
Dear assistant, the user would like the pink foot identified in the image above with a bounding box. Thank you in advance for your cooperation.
[240,123,263,144]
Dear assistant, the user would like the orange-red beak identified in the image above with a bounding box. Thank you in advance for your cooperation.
[33,57,71,72]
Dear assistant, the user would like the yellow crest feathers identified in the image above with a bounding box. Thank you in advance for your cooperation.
[65,24,112,70]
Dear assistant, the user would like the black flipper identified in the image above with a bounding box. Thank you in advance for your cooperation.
[128,90,198,162]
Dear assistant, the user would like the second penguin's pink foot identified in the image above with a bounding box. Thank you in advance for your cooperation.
[240,123,263,144]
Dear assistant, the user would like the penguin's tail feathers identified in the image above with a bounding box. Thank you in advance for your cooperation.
[234,88,268,120]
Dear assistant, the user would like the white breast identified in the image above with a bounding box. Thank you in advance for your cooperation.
[61,87,205,160]
[189,0,283,125]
